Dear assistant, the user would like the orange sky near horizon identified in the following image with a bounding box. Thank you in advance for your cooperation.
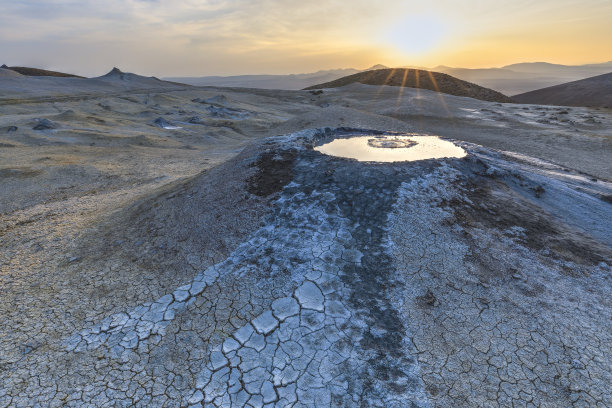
[0,0,610,76]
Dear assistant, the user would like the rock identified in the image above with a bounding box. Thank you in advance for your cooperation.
[189,279,207,297]
[152,117,178,129]
[109,313,129,328]
[173,285,191,302]
[33,118,56,130]
[251,311,278,335]
[261,381,277,403]
[210,351,228,371]
[234,323,254,345]
[222,338,240,354]
[419,289,437,306]
[245,333,266,352]
[7,126,17,133]
[294,281,324,311]
[187,390,204,404]
[271,297,299,321]
[205,95,228,105]
[206,105,248,119]
[532,185,545,198]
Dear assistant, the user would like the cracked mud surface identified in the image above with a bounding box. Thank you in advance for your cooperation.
[1,127,610,407]
[1,82,611,407]
[389,158,611,407]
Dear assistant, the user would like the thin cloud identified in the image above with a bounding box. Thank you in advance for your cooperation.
[0,0,609,76]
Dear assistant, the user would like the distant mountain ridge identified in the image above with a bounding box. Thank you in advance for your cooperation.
[501,61,612,74]
[304,68,513,103]
[165,61,612,94]
[433,62,612,95]
[3,61,611,97]
[165,68,364,90]
[512,72,612,108]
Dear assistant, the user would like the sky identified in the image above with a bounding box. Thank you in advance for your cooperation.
[0,0,611,77]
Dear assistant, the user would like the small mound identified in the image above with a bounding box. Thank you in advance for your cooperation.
[192,95,228,105]
[204,95,228,105]
[3,66,82,78]
[53,110,80,121]
[101,67,135,81]
[305,68,512,103]
[152,117,181,129]
[100,67,166,84]
[206,105,249,119]
[32,118,57,130]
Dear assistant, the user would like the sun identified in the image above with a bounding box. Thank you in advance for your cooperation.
[383,15,447,56]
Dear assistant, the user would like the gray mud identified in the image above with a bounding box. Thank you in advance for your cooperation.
[1,128,610,407]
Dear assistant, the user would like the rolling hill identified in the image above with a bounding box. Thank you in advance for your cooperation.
[512,72,612,107]
[304,68,513,103]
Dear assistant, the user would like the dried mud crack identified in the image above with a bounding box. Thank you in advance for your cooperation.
[1,128,610,407]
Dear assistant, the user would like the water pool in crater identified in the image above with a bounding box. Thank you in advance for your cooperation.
[314,134,467,162]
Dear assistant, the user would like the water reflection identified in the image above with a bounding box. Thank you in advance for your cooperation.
[314,135,466,162]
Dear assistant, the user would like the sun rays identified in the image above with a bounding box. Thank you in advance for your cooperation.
[371,68,398,105]
[394,68,410,114]
[426,70,452,118]
[363,67,453,120]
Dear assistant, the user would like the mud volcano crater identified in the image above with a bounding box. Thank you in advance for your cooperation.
[314,132,467,163]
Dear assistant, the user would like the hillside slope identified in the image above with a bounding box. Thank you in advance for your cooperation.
[512,72,612,107]
[305,68,513,103]
[0,64,83,78]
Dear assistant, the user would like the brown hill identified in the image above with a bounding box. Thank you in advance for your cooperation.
[512,72,612,108]
[1,65,83,78]
[304,68,513,103]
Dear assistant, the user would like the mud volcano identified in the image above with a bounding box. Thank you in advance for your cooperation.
[2,127,610,407]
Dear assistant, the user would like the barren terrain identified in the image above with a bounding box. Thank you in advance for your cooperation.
[0,76,611,407]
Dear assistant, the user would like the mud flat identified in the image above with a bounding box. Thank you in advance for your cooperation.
[0,79,610,406]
